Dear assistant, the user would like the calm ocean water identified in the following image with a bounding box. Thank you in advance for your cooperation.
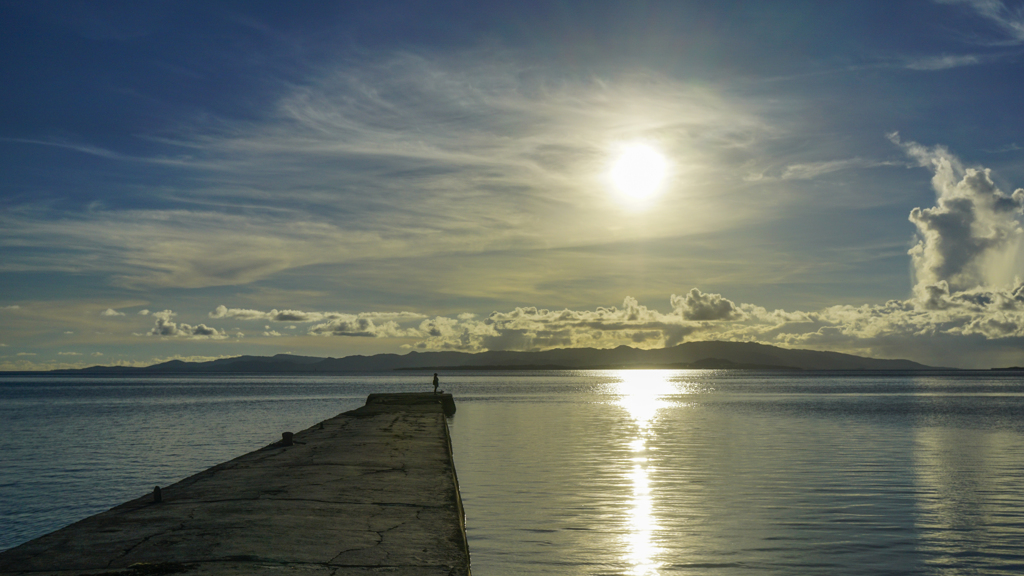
[2,370,1023,575]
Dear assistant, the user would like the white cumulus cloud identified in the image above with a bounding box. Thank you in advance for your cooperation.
[890,133,1024,294]
[672,288,744,321]
[309,316,411,338]
[147,310,229,340]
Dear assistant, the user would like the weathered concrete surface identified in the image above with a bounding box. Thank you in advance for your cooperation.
[366,393,455,417]
[0,393,469,576]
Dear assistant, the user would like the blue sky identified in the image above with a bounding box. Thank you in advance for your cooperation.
[2,0,1024,369]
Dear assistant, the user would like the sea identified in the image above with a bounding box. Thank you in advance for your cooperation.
[1,370,1023,575]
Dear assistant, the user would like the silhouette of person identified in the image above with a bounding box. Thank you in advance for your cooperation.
[433,373,439,394]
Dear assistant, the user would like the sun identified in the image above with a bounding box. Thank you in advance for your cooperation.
[608,143,669,204]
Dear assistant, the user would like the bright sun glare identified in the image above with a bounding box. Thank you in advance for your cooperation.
[609,143,669,204]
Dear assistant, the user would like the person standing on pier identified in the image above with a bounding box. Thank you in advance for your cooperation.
[433,373,439,394]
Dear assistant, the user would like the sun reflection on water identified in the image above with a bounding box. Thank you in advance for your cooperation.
[615,370,676,429]
[612,370,683,576]
[627,460,660,576]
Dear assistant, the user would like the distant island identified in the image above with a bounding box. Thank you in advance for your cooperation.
[396,358,803,371]
[19,341,939,375]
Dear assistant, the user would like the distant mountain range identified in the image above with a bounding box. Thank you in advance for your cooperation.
[38,341,936,374]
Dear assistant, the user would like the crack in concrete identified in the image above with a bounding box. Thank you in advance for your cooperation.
[107,534,157,568]
[322,506,419,568]
[325,545,370,565]
[105,519,185,570]
[362,466,406,475]
[325,527,383,566]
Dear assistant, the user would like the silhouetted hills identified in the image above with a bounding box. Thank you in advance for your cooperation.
[41,341,935,375]
[396,358,802,371]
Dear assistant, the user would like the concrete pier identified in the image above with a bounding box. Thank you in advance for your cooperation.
[0,393,469,576]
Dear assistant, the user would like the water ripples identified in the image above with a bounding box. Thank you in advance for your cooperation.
[3,370,1024,575]
[448,370,1024,575]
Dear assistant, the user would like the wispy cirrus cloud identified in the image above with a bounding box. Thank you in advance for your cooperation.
[209,304,424,324]
[936,0,1024,43]
[780,158,900,180]
[0,137,219,168]
[743,157,899,183]
[904,54,982,70]
[1,52,774,291]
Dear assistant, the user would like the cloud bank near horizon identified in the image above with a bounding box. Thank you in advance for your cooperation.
[130,138,1022,364]
[193,281,1023,354]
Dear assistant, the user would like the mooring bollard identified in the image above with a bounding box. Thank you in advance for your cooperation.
[153,486,162,503]
[282,431,294,446]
